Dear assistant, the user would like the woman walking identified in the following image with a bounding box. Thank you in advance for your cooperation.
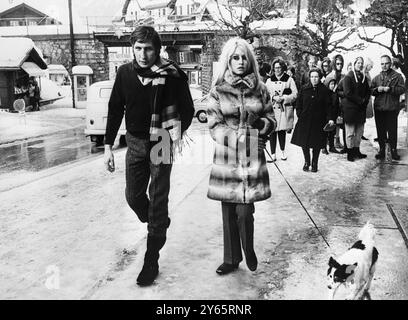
[341,57,371,161]
[265,58,298,161]
[207,37,276,275]
[291,68,334,172]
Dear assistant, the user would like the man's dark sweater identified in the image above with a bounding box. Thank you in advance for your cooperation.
[105,61,194,145]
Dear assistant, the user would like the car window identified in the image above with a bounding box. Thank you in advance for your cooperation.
[100,88,112,98]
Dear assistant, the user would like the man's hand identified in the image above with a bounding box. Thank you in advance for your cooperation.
[377,86,384,93]
[328,120,335,126]
[383,86,390,93]
[104,145,115,173]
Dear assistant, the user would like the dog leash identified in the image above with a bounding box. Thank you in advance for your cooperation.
[264,148,332,249]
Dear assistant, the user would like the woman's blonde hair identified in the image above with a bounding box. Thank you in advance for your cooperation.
[213,37,260,88]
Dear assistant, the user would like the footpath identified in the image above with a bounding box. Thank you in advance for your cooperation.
[0,103,407,300]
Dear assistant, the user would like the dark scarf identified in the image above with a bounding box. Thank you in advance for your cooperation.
[132,57,187,142]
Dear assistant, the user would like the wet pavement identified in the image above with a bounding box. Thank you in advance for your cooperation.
[0,111,407,300]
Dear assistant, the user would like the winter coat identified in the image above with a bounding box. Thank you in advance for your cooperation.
[341,70,370,124]
[371,69,405,112]
[207,72,277,204]
[291,82,333,149]
[265,73,298,131]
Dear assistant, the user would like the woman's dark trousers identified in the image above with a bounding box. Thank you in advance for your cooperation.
[221,202,256,268]
[270,130,286,154]
[302,147,320,168]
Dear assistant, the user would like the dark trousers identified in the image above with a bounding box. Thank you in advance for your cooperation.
[302,147,320,165]
[374,109,399,150]
[125,132,172,238]
[30,97,39,111]
[327,130,335,148]
[270,130,286,154]
[221,202,255,265]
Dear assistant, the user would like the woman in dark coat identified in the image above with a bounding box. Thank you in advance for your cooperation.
[340,57,371,161]
[291,68,334,172]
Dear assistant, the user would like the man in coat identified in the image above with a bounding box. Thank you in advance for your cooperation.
[104,26,194,286]
[371,55,406,160]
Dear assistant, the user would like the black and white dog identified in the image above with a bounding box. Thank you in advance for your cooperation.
[327,222,379,300]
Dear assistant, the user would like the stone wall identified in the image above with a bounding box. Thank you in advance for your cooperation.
[33,35,109,83]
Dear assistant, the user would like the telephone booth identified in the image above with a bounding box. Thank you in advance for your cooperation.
[72,65,93,108]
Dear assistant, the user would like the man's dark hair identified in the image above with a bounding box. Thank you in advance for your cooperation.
[381,54,392,62]
[130,26,162,53]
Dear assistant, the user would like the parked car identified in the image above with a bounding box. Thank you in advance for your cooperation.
[194,94,208,123]
[84,80,126,146]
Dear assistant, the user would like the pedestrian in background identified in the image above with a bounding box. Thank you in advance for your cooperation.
[371,55,405,160]
[324,54,346,151]
[104,26,194,286]
[27,78,40,112]
[320,57,332,84]
[341,57,371,162]
[265,58,298,161]
[291,68,334,172]
[207,37,276,275]
[362,58,374,141]
[325,78,340,153]
[300,55,318,87]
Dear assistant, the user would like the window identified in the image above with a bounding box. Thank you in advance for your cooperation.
[10,20,19,26]
[28,20,37,26]
[179,52,185,64]
[179,6,183,15]
[163,8,166,16]
[187,5,190,15]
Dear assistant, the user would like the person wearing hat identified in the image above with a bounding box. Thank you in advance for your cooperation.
[340,57,371,162]
[291,68,334,172]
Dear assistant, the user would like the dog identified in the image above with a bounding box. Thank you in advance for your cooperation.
[327,222,379,300]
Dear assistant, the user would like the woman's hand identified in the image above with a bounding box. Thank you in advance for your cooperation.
[328,120,334,126]
[258,118,272,136]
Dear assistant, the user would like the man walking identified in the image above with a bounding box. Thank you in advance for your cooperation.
[371,55,405,160]
[104,26,194,286]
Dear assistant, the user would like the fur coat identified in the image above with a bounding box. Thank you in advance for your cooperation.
[207,71,276,203]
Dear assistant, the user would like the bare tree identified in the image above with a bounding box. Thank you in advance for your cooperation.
[288,0,364,59]
[209,0,282,40]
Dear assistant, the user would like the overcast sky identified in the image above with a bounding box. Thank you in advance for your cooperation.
[1,0,125,24]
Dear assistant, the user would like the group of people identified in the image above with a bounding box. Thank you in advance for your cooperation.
[104,26,405,287]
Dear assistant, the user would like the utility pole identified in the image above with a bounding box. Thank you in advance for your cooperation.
[68,0,76,108]
[296,0,301,27]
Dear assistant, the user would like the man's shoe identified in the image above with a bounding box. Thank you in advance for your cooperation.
[391,149,401,161]
[137,235,166,286]
[216,263,239,275]
[303,162,310,171]
[375,149,385,160]
[322,147,329,155]
[245,252,258,271]
[354,147,367,159]
[281,150,287,160]
[361,136,369,141]
[339,148,348,154]
[137,263,159,286]
[311,164,318,172]
[329,147,340,154]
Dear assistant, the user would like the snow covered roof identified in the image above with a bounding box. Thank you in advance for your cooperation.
[0,37,46,70]
[72,65,93,75]
[47,64,69,74]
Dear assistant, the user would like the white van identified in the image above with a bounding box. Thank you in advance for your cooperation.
[84,80,126,145]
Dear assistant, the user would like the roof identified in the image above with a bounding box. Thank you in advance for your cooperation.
[72,65,93,75]
[47,64,68,74]
[0,37,47,70]
[0,2,61,24]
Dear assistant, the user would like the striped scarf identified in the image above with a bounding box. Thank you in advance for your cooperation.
[133,57,186,143]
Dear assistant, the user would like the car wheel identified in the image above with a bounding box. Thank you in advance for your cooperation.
[197,110,207,123]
